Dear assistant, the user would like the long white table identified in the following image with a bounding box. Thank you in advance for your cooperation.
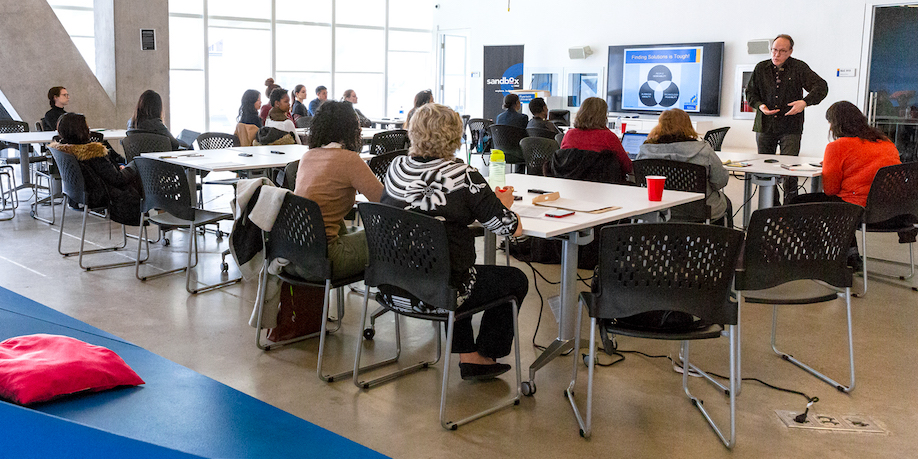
[368,118,405,129]
[493,174,705,389]
[296,127,387,142]
[0,129,127,187]
[719,150,824,226]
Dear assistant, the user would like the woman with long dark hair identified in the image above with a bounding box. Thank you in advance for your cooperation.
[238,89,263,127]
[126,89,180,151]
[404,89,434,129]
[291,84,308,119]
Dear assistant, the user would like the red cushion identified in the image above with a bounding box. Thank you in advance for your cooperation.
[0,334,145,405]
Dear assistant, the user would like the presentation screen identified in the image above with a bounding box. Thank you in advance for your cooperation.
[607,42,723,116]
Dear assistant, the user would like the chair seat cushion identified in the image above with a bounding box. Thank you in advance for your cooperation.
[740,279,841,305]
[149,208,232,227]
[603,320,724,341]
[0,334,144,405]
[375,289,451,319]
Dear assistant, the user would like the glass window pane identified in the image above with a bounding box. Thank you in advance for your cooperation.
[208,0,270,20]
[336,29,384,73]
[335,0,384,27]
[169,0,203,15]
[170,17,204,69]
[277,0,331,23]
[275,72,332,105]
[71,37,95,74]
[276,24,331,72]
[567,73,599,108]
[48,0,93,7]
[389,31,432,52]
[334,73,384,119]
[52,8,93,37]
[207,27,272,133]
[388,51,433,118]
[389,0,433,30]
[169,70,206,133]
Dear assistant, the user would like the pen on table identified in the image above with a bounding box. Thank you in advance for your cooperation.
[528,189,555,194]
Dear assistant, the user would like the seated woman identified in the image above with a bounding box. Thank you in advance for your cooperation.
[126,90,181,151]
[342,89,372,128]
[291,84,309,120]
[495,93,528,129]
[636,108,731,225]
[381,103,527,381]
[291,100,383,280]
[257,88,301,145]
[789,100,902,268]
[42,86,69,131]
[50,113,142,225]
[260,78,281,125]
[236,89,263,146]
[526,97,559,134]
[559,97,632,175]
[404,89,433,130]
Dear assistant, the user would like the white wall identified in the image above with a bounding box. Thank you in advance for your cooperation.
[434,0,875,154]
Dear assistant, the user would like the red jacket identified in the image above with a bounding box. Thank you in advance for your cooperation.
[822,137,900,207]
[560,128,633,174]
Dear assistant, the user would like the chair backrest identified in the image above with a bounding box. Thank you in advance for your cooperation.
[864,162,918,224]
[488,124,528,164]
[632,158,709,220]
[545,148,625,185]
[178,129,201,148]
[369,129,409,155]
[0,120,28,151]
[359,202,457,310]
[276,160,300,190]
[35,121,44,132]
[467,118,492,154]
[703,127,730,151]
[133,157,196,220]
[737,202,863,291]
[460,115,471,141]
[526,127,557,139]
[548,109,571,126]
[519,137,558,176]
[295,116,313,129]
[591,223,744,325]
[266,193,331,282]
[367,149,408,184]
[554,132,565,146]
[195,132,239,150]
[121,133,173,162]
[48,147,87,205]
[89,131,104,143]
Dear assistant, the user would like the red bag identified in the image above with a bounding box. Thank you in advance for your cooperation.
[267,282,325,342]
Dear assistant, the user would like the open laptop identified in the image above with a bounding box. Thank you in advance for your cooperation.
[620,132,648,159]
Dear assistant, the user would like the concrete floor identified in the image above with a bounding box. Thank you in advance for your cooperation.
[1,169,917,458]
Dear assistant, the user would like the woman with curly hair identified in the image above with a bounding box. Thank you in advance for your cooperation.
[290,100,383,280]
[381,103,527,381]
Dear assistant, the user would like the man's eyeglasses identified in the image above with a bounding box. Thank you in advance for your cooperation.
[770,48,791,55]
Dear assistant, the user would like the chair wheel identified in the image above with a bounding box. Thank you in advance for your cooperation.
[579,429,585,438]
[30,210,35,217]
[216,230,225,239]
[363,328,375,340]
[221,262,229,272]
[521,381,536,396]
[163,238,170,246]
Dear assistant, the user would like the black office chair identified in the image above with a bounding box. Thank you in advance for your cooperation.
[295,116,313,129]
[703,127,730,151]
[632,159,718,224]
[29,122,58,224]
[526,127,558,139]
[554,132,565,146]
[0,163,17,221]
[196,132,239,150]
[460,115,471,149]
[354,202,522,430]
[133,157,241,294]
[855,162,918,296]
[274,160,299,190]
[736,203,863,393]
[368,129,408,156]
[121,132,172,162]
[366,149,407,185]
[519,137,557,176]
[0,120,31,165]
[569,223,744,447]
[49,147,140,271]
[548,109,571,127]
[466,118,492,162]
[178,129,201,149]
[488,124,528,166]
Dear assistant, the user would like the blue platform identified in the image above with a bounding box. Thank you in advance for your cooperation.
[0,286,388,459]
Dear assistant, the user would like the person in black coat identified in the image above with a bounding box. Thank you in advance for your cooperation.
[495,93,528,129]
[126,89,182,150]
[42,86,69,131]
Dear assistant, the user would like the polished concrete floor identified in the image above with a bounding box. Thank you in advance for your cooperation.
[1,171,916,458]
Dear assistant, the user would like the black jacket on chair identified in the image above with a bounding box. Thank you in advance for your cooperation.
[543,148,626,185]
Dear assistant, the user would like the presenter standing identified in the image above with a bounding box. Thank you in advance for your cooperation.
[745,34,828,203]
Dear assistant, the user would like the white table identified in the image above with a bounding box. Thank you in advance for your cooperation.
[0,129,127,187]
[492,174,705,386]
[719,150,824,226]
[368,118,405,129]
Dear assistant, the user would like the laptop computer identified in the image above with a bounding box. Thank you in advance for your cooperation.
[620,132,648,159]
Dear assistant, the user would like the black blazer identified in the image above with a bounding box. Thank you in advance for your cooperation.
[495,109,529,130]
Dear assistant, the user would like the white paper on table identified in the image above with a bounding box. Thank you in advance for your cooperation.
[510,203,547,218]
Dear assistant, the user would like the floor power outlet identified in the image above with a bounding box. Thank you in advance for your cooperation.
[775,410,886,434]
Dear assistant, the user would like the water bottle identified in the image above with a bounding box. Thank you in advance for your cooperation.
[398,106,404,119]
[489,149,506,188]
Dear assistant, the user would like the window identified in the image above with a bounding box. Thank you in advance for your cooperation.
[48,0,95,74]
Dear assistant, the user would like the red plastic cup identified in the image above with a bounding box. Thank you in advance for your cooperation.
[620,122,627,135]
[646,175,666,201]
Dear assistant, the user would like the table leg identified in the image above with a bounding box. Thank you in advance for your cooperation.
[16,143,31,188]
[186,168,198,207]
[753,174,777,213]
[527,228,593,383]
[742,175,753,227]
[483,231,496,265]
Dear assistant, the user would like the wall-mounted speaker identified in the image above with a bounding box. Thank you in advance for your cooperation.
[747,39,771,55]
[569,46,592,59]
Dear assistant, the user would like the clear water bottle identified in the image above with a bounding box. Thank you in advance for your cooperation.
[398,106,404,119]
[489,149,506,188]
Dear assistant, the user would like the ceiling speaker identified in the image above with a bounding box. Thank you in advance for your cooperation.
[569,46,592,59]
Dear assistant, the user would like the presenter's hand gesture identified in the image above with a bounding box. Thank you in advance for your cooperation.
[785,100,807,116]
[759,104,780,116]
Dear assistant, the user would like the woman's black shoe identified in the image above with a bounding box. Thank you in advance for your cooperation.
[459,362,511,381]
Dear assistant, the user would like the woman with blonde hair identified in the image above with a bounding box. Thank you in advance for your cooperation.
[636,108,730,224]
[559,97,632,174]
[381,103,527,381]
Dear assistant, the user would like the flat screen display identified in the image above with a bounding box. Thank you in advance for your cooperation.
[607,42,724,116]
